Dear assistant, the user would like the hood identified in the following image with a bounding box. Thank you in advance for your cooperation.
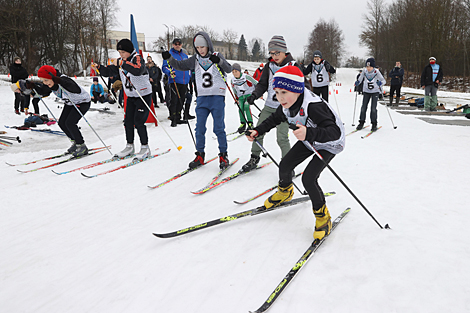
[193,31,214,57]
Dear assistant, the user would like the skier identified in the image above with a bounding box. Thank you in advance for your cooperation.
[162,31,232,170]
[245,65,345,240]
[37,65,91,157]
[421,57,443,112]
[92,39,152,161]
[230,63,258,134]
[302,50,336,102]
[242,35,304,173]
[354,58,386,131]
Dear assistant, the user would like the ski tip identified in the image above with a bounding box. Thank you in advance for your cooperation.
[51,170,62,175]
[152,233,166,238]
[80,172,96,178]
[5,162,14,166]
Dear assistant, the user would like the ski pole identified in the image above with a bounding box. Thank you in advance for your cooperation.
[117,67,183,151]
[166,62,196,147]
[55,83,113,156]
[94,67,122,109]
[34,93,58,122]
[352,91,357,126]
[289,123,389,229]
[379,86,397,129]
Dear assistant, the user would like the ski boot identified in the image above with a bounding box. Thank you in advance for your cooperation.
[356,121,365,130]
[72,143,88,157]
[189,151,205,169]
[313,204,332,241]
[135,145,150,161]
[264,182,294,209]
[237,123,246,134]
[15,109,20,115]
[241,154,260,173]
[371,123,378,132]
[66,140,77,154]
[218,152,229,170]
[247,122,253,129]
[114,143,134,159]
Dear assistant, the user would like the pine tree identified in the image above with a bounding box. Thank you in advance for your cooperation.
[238,34,248,61]
[252,40,260,62]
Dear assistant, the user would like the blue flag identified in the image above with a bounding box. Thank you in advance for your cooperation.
[130,14,139,52]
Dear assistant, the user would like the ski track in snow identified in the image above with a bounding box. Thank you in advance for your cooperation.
[1,57,470,313]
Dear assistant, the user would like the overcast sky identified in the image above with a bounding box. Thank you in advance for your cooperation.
[114,0,370,60]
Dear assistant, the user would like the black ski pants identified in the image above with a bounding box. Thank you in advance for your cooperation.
[124,94,151,145]
[312,86,330,102]
[58,102,90,144]
[169,83,187,121]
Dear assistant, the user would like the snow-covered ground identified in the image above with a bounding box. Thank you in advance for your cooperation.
[1,65,469,313]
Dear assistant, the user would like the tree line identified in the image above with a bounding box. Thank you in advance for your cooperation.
[0,0,117,76]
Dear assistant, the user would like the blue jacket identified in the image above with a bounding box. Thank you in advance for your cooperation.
[90,83,104,96]
[162,48,191,85]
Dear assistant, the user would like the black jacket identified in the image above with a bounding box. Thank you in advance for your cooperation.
[303,60,336,76]
[388,67,404,86]
[421,63,443,87]
[10,63,29,83]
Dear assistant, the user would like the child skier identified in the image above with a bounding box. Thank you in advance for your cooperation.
[242,35,303,173]
[303,50,336,101]
[37,65,91,157]
[245,66,345,240]
[92,39,152,160]
[162,31,232,170]
[11,79,52,115]
[354,58,386,131]
[230,63,258,133]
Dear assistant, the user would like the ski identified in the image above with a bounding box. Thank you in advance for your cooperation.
[17,149,107,173]
[199,158,240,189]
[227,133,245,142]
[6,146,110,166]
[153,196,312,239]
[361,126,382,139]
[212,130,239,139]
[81,149,171,178]
[346,125,370,136]
[191,162,272,195]
[147,156,218,189]
[249,208,351,313]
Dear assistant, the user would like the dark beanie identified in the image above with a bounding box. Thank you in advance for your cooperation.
[313,50,322,58]
[117,39,135,53]
[365,58,376,68]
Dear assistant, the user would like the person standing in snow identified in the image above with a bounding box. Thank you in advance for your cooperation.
[37,65,91,157]
[302,50,336,102]
[11,79,51,115]
[92,39,152,161]
[10,57,30,115]
[162,31,232,170]
[245,65,345,240]
[388,61,404,106]
[231,63,258,133]
[421,57,443,112]
[253,64,264,82]
[354,58,386,132]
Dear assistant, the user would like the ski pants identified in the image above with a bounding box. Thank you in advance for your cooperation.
[195,95,227,153]
[424,85,438,110]
[359,92,379,124]
[58,101,90,144]
[389,84,402,104]
[279,141,335,210]
[169,83,187,121]
[124,94,151,145]
[312,86,329,102]
[237,94,253,124]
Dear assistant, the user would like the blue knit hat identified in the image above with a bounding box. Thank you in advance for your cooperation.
[273,66,304,93]
[365,58,376,68]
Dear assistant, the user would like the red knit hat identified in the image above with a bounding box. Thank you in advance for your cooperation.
[37,65,57,79]
[273,66,305,93]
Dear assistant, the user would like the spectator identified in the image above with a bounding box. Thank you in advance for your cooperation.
[162,38,192,126]
[90,77,106,103]
[354,70,363,95]
[253,63,264,81]
[147,60,164,107]
[9,57,29,115]
[421,57,443,112]
[388,61,404,106]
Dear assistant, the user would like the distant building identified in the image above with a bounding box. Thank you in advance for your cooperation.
[107,30,146,52]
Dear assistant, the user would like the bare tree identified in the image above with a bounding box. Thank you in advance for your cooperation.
[305,18,345,67]
[222,29,238,59]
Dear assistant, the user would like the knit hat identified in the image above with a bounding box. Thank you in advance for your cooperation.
[10,82,19,92]
[194,35,208,47]
[260,63,264,68]
[272,66,304,93]
[116,39,135,53]
[313,50,322,58]
[365,58,376,68]
[268,35,287,53]
[93,77,98,82]
[232,63,242,72]
[38,65,57,79]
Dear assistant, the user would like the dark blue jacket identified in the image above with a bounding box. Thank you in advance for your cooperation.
[162,48,191,85]
[388,67,404,86]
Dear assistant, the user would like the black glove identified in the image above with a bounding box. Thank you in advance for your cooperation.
[209,54,220,64]
[25,81,35,90]
[162,51,171,60]
[49,73,61,84]
[247,95,256,105]
[325,63,331,72]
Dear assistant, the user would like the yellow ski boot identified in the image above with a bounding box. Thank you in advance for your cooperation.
[264,183,294,209]
[313,204,332,240]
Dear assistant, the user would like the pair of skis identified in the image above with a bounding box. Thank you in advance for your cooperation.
[152,197,349,313]
[346,125,382,138]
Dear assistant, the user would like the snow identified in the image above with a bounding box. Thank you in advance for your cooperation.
[1,65,470,313]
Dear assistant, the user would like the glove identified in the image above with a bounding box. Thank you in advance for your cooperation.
[325,63,331,72]
[376,81,382,87]
[354,81,360,86]
[162,51,171,60]
[209,54,220,64]
[25,81,35,90]
[245,129,258,137]
[51,75,61,85]
[247,95,256,105]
